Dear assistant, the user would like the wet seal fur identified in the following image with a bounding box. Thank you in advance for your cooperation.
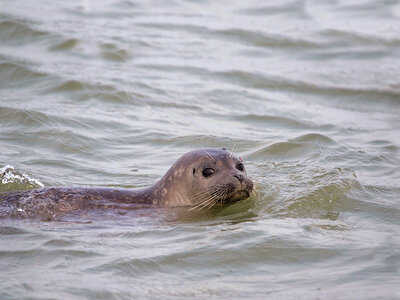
[0,148,253,218]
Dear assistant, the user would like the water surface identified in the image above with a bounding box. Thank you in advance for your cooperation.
[1,0,400,299]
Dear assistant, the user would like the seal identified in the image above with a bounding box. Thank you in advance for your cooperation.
[0,148,253,218]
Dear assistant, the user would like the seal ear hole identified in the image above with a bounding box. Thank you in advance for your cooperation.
[193,168,196,175]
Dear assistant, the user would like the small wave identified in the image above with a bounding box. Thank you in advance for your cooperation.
[43,78,149,105]
[46,79,92,93]
[254,161,358,220]
[136,20,318,50]
[283,176,352,220]
[0,225,31,236]
[215,28,319,49]
[0,165,44,193]
[248,133,335,161]
[0,248,101,259]
[238,1,308,19]
[0,61,47,88]
[234,114,318,130]
[244,134,335,161]
[99,43,131,62]
[0,18,46,43]
[0,105,63,129]
[49,38,80,51]
[289,133,335,144]
[216,69,400,100]
[319,29,400,48]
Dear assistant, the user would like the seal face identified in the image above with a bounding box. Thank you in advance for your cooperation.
[0,148,254,218]
[153,148,254,209]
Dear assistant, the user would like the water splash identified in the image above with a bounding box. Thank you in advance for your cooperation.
[0,165,44,192]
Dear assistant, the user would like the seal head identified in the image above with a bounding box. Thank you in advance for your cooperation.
[153,148,254,208]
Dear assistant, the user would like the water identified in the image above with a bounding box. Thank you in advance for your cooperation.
[1,0,400,298]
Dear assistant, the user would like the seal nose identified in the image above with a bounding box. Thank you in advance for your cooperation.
[234,174,244,183]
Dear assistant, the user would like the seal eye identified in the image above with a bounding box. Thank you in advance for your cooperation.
[202,168,215,177]
[236,163,244,171]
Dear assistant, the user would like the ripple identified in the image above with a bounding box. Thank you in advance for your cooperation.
[0,225,31,236]
[43,78,149,104]
[0,18,46,43]
[0,248,101,258]
[216,28,319,49]
[137,20,318,50]
[283,181,348,220]
[141,134,247,149]
[43,238,76,247]
[282,172,355,219]
[252,157,359,220]
[0,165,44,193]
[246,141,317,161]
[89,257,164,276]
[289,133,335,144]
[367,139,399,153]
[321,29,400,47]
[99,43,131,62]
[48,79,89,93]
[0,61,47,88]
[0,105,93,130]
[238,1,308,18]
[216,70,400,100]
[49,38,80,51]
[234,114,319,130]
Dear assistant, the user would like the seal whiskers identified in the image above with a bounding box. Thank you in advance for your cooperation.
[189,188,221,210]
[230,142,236,158]
[189,190,219,210]
[189,183,237,211]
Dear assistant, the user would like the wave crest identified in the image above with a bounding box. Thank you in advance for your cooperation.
[0,165,44,193]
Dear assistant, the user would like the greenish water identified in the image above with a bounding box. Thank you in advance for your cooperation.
[1,0,400,299]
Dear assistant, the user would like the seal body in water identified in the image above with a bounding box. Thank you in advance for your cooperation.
[0,148,253,218]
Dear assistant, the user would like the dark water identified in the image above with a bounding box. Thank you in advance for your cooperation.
[1,0,400,299]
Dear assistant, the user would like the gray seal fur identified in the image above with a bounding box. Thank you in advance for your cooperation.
[0,148,254,217]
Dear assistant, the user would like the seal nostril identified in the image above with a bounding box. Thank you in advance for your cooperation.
[234,174,243,183]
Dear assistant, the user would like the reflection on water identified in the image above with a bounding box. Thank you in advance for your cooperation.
[1,0,400,299]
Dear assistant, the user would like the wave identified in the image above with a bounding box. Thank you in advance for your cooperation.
[0,61,47,88]
[0,165,44,193]
[0,18,46,43]
[245,133,334,161]
[215,69,400,100]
